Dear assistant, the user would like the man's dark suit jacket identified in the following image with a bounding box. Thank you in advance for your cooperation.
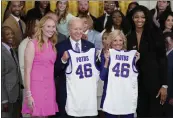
[95,14,111,32]
[54,38,94,115]
[127,29,167,94]
[167,50,173,99]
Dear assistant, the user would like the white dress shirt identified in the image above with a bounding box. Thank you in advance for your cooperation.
[103,13,110,28]
[70,37,82,52]
[61,37,82,64]
[167,48,173,56]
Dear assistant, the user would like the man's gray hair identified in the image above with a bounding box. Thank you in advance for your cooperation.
[68,17,82,30]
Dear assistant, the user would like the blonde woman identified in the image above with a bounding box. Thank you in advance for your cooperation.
[56,0,74,37]
[100,30,140,118]
[22,16,58,117]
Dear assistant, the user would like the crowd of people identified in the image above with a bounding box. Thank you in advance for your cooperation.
[1,0,173,118]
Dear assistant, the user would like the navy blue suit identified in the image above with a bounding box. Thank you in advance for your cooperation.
[165,50,173,117]
[54,38,94,116]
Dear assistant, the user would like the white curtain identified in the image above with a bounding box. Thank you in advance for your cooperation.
[138,1,173,10]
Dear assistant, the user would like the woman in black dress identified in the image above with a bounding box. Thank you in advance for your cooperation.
[127,5,168,117]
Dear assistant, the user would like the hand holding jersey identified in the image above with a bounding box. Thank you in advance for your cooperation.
[65,48,100,117]
[102,49,139,115]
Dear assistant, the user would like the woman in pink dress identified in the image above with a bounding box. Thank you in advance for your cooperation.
[22,16,58,117]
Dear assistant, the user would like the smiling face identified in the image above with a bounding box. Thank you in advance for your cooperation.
[2,27,15,46]
[111,35,124,50]
[112,11,122,27]
[165,15,173,30]
[11,1,21,17]
[42,19,56,39]
[69,18,83,41]
[104,1,116,14]
[133,11,146,28]
[57,1,67,12]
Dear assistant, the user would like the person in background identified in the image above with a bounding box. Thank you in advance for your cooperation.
[150,0,172,27]
[3,1,12,22]
[163,32,173,117]
[160,12,173,33]
[20,1,26,22]
[55,0,75,37]
[18,18,39,87]
[102,10,130,36]
[26,1,51,21]
[22,16,58,117]
[126,2,139,15]
[45,11,67,43]
[126,2,139,29]
[80,15,102,50]
[3,1,26,49]
[95,1,119,32]
[2,26,23,118]
[77,0,97,29]
[97,31,111,118]
[18,18,39,118]
[127,5,167,117]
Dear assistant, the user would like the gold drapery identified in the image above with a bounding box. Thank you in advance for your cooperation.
[1,0,132,21]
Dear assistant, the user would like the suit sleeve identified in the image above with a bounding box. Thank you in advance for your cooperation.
[54,43,68,78]
[169,58,173,98]
[154,30,167,85]
[1,55,8,102]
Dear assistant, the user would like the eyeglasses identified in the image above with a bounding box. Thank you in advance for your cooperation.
[105,3,115,6]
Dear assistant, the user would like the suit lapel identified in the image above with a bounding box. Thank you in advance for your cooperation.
[67,38,73,50]
[11,49,19,65]
[2,44,17,65]
[81,39,88,52]
[9,15,20,29]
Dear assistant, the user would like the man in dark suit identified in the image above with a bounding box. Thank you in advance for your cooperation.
[95,1,119,32]
[54,17,94,117]
[164,32,173,117]
[1,26,23,118]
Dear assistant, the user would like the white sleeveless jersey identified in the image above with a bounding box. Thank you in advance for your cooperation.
[65,48,100,117]
[102,49,138,115]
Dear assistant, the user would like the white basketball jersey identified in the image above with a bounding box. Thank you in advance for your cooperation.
[102,49,138,115]
[65,48,100,117]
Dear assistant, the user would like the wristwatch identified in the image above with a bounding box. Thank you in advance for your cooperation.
[162,85,168,89]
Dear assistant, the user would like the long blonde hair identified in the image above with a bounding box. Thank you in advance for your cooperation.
[35,16,57,51]
[107,30,127,50]
[55,1,69,24]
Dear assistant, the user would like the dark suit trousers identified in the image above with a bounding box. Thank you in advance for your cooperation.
[137,86,164,117]
[164,101,173,117]
[8,99,22,118]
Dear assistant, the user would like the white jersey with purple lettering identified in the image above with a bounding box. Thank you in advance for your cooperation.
[65,48,100,117]
[102,49,138,115]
